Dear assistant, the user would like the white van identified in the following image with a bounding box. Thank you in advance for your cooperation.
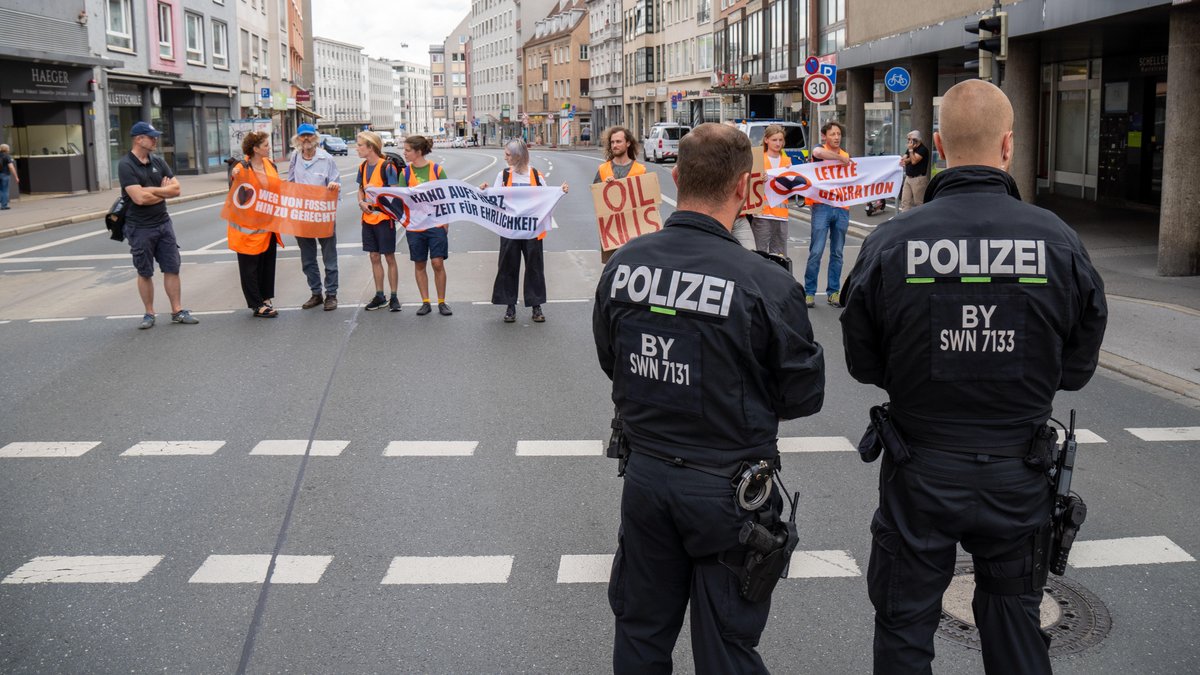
[378,130,396,147]
[642,123,691,163]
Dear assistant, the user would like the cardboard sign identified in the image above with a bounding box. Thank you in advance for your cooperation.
[739,147,766,217]
[593,172,662,261]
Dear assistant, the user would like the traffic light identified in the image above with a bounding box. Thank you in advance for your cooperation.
[964,11,1007,81]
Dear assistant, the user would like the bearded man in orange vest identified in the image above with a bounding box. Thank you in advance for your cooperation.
[593,126,646,184]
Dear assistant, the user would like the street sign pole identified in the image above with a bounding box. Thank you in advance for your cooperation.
[893,90,900,155]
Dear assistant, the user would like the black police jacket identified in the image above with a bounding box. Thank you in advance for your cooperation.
[593,210,825,467]
[840,166,1108,451]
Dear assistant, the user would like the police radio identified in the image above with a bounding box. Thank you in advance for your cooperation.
[1047,410,1087,576]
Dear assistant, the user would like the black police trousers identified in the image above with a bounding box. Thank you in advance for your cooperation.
[491,237,546,307]
[869,447,1053,675]
[609,451,781,674]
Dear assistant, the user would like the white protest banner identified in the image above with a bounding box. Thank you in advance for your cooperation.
[366,180,565,239]
[763,155,903,208]
[592,172,662,260]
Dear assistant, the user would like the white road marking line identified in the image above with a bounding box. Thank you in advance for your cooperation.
[0,320,10,324]
[4,268,41,273]
[0,229,106,259]
[468,250,500,254]
[196,237,229,251]
[114,265,134,269]
[2,555,163,584]
[381,555,514,584]
[121,441,225,456]
[566,249,597,253]
[57,266,95,271]
[557,554,613,583]
[188,554,333,584]
[250,440,349,456]
[516,440,604,456]
[29,317,85,323]
[1126,427,1200,442]
[1069,536,1195,568]
[471,301,492,305]
[1053,429,1107,444]
[106,314,144,320]
[214,259,237,264]
[171,201,226,216]
[383,441,478,456]
[661,194,677,206]
[787,550,863,578]
[778,436,856,453]
[545,298,590,303]
[0,441,100,458]
[191,310,236,316]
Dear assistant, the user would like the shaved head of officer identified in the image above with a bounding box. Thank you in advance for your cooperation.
[934,79,1014,171]
[671,122,754,228]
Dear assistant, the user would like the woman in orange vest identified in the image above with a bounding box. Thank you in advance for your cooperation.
[749,125,792,257]
[400,135,452,316]
[356,131,403,312]
[228,131,284,318]
[479,138,569,323]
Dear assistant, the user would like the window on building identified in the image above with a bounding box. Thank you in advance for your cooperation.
[697,0,711,23]
[580,78,589,96]
[211,20,228,69]
[185,12,204,64]
[240,29,251,73]
[697,33,713,72]
[580,43,589,61]
[768,1,787,72]
[157,3,174,59]
[106,0,134,51]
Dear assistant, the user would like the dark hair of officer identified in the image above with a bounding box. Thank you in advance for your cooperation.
[673,122,752,207]
[404,135,433,156]
[934,79,1014,169]
[601,126,639,161]
[241,131,269,158]
[820,120,846,138]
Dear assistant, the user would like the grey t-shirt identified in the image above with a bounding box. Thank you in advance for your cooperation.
[593,161,636,184]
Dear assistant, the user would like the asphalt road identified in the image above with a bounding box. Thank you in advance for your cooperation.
[0,149,1197,674]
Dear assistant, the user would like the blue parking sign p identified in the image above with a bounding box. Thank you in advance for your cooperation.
[819,63,837,86]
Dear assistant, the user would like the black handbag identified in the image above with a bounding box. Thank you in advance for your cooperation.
[105,194,128,241]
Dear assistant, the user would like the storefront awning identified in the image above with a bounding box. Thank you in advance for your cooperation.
[188,84,232,96]
[106,71,179,87]
[295,104,321,119]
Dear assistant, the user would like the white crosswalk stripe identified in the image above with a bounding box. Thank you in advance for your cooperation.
[787,550,862,578]
[779,436,855,453]
[1054,429,1107,444]
[188,555,333,584]
[2,556,163,583]
[250,440,349,456]
[557,554,613,583]
[381,555,514,584]
[1125,426,1200,442]
[121,441,225,456]
[383,441,478,456]
[0,441,99,458]
[1068,536,1197,568]
[516,440,604,456]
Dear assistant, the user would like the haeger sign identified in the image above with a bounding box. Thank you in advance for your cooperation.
[0,61,92,102]
[592,172,662,261]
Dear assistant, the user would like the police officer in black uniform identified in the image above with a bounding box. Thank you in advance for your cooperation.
[839,80,1107,674]
[593,122,825,673]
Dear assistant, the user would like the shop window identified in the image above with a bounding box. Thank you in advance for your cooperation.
[205,107,230,167]
[185,12,205,65]
[158,3,175,60]
[3,122,84,158]
[107,0,134,51]
[212,21,228,69]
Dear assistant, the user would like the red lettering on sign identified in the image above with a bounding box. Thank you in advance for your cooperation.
[598,213,623,249]
[631,175,655,207]
[602,181,628,212]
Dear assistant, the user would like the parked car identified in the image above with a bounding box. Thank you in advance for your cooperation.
[451,137,466,148]
[320,135,348,156]
[642,123,691,163]
[734,120,809,163]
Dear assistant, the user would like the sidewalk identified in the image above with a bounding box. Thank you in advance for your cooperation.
[0,171,232,239]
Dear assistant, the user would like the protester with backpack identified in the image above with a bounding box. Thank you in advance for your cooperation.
[356,131,404,312]
[228,131,284,318]
[400,135,452,316]
[289,124,341,311]
[479,138,568,323]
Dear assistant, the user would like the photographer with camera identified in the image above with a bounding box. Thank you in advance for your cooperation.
[839,80,1107,675]
[594,122,825,674]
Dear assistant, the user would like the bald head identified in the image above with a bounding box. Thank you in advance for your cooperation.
[672,123,752,226]
[935,79,1014,170]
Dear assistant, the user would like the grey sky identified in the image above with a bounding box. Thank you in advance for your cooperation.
[311,0,472,65]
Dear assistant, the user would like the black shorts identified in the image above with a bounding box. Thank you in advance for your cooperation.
[125,220,181,277]
[361,220,398,254]
[406,227,449,262]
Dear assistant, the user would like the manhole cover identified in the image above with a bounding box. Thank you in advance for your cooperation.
[937,558,1112,656]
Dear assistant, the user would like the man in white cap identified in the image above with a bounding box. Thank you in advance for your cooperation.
[899,129,931,212]
[288,123,341,310]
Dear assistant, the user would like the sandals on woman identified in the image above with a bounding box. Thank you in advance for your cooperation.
[253,305,278,318]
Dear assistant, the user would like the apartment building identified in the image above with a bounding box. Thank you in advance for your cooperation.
[367,56,395,132]
[432,16,471,140]
[429,45,448,138]
[586,0,624,134]
[236,0,311,158]
[390,61,434,138]
[522,1,591,146]
[470,0,561,144]
[313,36,368,138]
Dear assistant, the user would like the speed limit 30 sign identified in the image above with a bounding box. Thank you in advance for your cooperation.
[804,74,834,103]
[804,74,833,104]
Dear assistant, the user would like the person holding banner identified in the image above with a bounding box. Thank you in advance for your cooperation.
[806,121,853,308]
[750,125,793,256]
[480,138,569,323]
[356,131,403,312]
[228,131,284,318]
[593,127,645,184]
[400,135,452,317]
[289,124,341,311]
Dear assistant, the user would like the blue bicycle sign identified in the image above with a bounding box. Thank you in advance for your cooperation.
[885,67,911,93]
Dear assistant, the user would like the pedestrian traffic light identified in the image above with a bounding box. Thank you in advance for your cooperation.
[964,11,1007,81]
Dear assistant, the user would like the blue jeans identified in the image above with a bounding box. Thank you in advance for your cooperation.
[804,204,849,295]
[296,235,338,295]
[0,173,9,208]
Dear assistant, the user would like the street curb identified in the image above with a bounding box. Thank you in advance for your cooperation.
[0,189,230,240]
[1099,351,1200,402]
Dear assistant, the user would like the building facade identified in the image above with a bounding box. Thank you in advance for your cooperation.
[471,0,561,144]
[313,36,368,138]
[586,0,624,137]
[367,56,395,132]
[435,16,471,140]
[391,60,434,138]
[522,1,592,146]
[429,45,448,138]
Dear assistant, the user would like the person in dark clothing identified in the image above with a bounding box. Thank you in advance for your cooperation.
[0,143,18,209]
[594,123,825,674]
[899,130,931,212]
[839,80,1108,675]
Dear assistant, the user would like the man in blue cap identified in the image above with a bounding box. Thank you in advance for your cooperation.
[288,123,341,310]
[118,121,198,329]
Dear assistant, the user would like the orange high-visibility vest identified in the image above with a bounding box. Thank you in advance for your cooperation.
[227,158,284,255]
[806,144,850,209]
[504,167,548,240]
[360,160,395,225]
[403,162,447,229]
[597,160,645,182]
[758,153,793,220]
